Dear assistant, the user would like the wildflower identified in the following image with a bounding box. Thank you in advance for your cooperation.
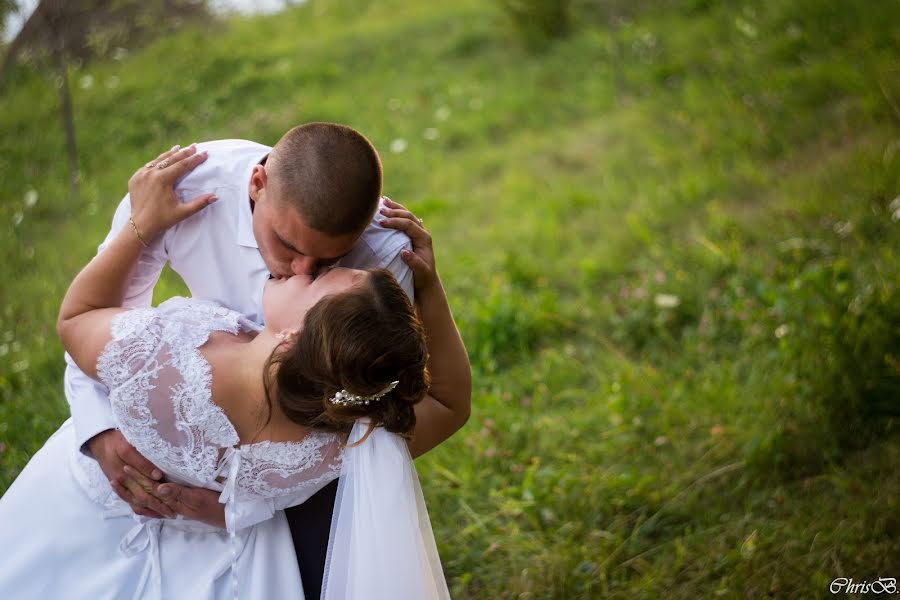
[735,17,757,39]
[389,138,407,154]
[774,324,789,339]
[654,293,679,308]
[435,106,451,121]
[24,190,38,208]
[79,75,94,90]
[833,221,853,237]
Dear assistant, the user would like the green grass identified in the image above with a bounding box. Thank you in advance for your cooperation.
[1,0,898,597]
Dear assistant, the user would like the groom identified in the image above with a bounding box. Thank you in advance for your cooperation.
[65,123,439,598]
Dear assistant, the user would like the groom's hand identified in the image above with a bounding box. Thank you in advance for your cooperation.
[155,483,227,528]
[88,429,175,518]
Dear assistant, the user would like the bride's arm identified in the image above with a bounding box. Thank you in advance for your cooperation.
[379,199,472,458]
[57,146,215,377]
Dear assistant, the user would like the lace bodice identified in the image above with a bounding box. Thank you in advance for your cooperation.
[93,297,344,531]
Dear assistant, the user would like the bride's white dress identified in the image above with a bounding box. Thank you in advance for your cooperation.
[0,298,449,600]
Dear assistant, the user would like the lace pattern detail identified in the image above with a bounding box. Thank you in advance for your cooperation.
[95,297,343,504]
[236,434,343,500]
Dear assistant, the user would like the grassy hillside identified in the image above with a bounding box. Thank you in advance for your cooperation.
[1,0,897,597]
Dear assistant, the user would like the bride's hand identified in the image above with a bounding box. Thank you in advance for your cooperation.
[379,197,437,292]
[127,144,217,242]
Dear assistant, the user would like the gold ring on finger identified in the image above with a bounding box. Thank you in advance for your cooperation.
[145,162,156,168]
[417,218,424,226]
[157,159,170,170]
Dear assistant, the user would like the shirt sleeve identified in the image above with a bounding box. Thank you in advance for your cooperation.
[65,194,170,457]
[382,240,415,303]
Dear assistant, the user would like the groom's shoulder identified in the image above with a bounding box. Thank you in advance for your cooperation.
[356,200,413,260]
[196,139,271,156]
[177,139,271,189]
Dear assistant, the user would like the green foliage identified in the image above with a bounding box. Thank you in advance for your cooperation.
[1,0,899,597]
[750,192,900,477]
[461,275,558,375]
[497,0,572,46]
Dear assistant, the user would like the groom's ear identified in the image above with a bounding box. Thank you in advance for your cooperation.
[249,164,269,201]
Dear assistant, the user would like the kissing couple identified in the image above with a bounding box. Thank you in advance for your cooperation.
[0,123,471,599]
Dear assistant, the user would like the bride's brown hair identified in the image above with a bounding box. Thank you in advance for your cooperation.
[262,269,429,438]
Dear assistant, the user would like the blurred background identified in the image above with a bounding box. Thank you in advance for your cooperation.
[1,0,897,597]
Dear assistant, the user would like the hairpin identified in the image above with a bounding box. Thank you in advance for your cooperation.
[329,380,399,406]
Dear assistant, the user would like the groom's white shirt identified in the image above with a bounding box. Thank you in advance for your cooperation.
[65,139,413,455]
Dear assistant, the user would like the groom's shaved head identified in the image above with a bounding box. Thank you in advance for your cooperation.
[266,123,383,236]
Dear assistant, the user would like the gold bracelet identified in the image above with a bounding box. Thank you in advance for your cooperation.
[129,216,149,248]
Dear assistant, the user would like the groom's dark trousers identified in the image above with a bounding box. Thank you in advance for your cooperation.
[285,478,339,600]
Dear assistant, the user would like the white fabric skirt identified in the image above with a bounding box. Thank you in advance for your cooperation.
[0,419,305,600]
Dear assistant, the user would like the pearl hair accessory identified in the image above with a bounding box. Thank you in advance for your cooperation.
[329,380,400,407]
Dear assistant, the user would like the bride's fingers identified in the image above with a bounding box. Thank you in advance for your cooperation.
[379,206,423,226]
[164,148,209,183]
[400,248,431,277]
[146,144,184,167]
[382,196,407,211]
[380,216,432,249]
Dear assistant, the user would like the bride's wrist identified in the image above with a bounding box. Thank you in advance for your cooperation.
[128,216,151,247]
[127,213,164,245]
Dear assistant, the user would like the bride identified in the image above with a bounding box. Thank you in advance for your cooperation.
[0,148,470,599]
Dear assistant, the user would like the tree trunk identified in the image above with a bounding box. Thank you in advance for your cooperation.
[50,31,78,199]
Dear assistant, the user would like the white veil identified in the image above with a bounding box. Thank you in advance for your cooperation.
[320,420,451,600]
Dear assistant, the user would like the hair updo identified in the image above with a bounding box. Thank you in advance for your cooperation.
[262,269,429,439]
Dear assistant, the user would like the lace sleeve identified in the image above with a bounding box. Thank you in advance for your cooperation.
[221,433,345,531]
[96,305,240,483]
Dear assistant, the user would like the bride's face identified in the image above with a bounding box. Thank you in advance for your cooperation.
[262,267,368,333]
